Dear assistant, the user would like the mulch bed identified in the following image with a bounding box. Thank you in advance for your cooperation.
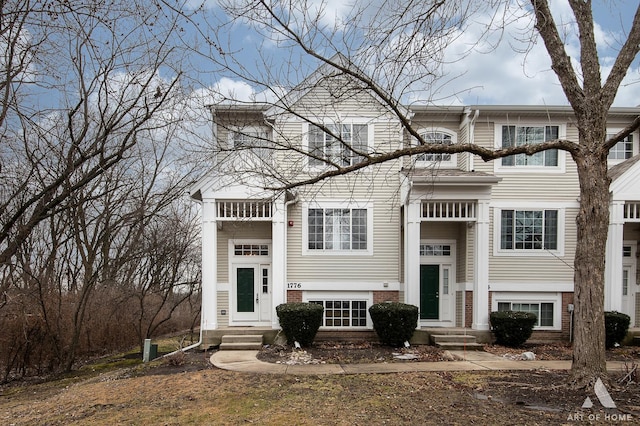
[258,341,640,365]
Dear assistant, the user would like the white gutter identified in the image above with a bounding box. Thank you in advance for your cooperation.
[467,109,480,171]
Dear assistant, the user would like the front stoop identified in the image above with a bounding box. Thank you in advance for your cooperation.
[219,334,264,350]
[431,334,485,351]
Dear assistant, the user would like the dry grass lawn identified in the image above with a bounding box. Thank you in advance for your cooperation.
[2,344,640,425]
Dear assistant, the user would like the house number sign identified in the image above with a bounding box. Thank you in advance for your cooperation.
[287,282,303,289]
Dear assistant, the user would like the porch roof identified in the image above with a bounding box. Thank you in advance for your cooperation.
[610,154,640,202]
[401,169,501,186]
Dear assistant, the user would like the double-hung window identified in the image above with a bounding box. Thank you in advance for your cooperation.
[308,207,368,251]
[607,133,634,161]
[500,209,558,251]
[308,123,368,167]
[501,125,559,167]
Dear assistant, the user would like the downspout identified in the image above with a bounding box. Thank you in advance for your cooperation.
[469,109,479,171]
[283,192,299,306]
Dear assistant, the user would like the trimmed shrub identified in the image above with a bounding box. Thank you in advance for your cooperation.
[490,310,537,348]
[276,303,324,347]
[368,302,418,347]
[605,311,630,349]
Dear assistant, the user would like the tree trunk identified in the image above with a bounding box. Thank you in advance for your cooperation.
[571,150,611,386]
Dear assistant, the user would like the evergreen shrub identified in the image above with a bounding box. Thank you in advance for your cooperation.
[490,310,537,347]
[275,302,324,346]
[368,302,418,347]
[605,311,630,349]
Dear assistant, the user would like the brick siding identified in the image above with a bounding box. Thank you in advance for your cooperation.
[287,290,302,303]
[373,291,399,304]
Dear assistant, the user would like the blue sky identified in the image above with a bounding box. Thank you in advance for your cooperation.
[203,0,640,107]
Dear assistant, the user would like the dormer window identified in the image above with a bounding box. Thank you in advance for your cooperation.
[414,128,456,168]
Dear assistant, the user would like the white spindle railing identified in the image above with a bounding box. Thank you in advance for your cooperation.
[624,203,640,221]
[420,201,476,220]
[217,201,272,219]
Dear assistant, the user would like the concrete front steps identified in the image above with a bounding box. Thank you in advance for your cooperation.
[219,334,264,350]
[431,334,485,351]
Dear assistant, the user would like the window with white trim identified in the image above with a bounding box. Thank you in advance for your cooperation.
[414,129,456,168]
[498,302,554,327]
[608,133,634,160]
[230,128,271,159]
[500,209,558,250]
[500,125,559,167]
[308,123,368,167]
[308,208,367,251]
[310,299,368,327]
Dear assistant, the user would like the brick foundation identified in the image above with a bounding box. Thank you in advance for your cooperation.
[287,290,302,303]
[465,290,473,327]
[561,292,574,339]
[373,291,399,304]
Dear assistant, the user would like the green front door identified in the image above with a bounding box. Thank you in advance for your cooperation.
[420,264,439,320]
[237,267,255,313]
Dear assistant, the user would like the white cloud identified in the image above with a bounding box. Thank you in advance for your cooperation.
[427,1,640,106]
[206,1,640,107]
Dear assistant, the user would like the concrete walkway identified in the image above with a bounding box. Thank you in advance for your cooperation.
[210,350,631,375]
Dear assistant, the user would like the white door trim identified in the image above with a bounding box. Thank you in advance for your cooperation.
[228,239,272,326]
[419,239,456,326]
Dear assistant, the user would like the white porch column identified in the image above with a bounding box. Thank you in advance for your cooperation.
[271,194,287,328]
[405,201,421,308]
[201,199,218,331]
[605,201,625,311]
[472,200,490,330]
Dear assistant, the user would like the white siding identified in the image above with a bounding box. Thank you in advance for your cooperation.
[217,291,229,327]
[488,207,578,283]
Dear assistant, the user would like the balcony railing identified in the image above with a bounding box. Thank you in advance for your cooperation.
[624,202,640,222]
[217,200,272,219]
[420,201,476,220]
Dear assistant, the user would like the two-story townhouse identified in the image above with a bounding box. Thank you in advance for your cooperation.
[190,67,640,347]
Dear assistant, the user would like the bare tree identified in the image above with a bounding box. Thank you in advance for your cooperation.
[127,203,201,351]
[0,0,207,377]
[200,0,640,387]
[0,0,186,274]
